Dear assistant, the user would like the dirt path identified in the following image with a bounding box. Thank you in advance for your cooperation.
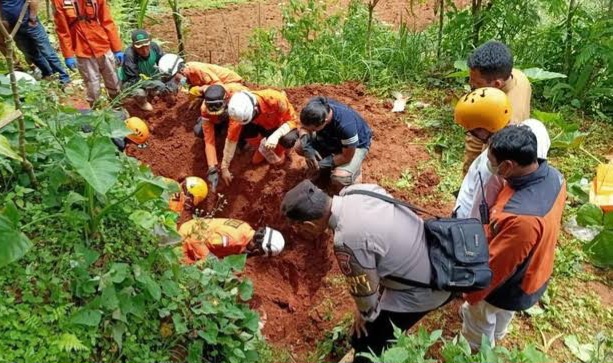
[148,0,470,65]
[125,82,449,359]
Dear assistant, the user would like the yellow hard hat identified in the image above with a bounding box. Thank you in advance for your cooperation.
[124,117,150,144]
[189,86,204,99]
[454,87,512,133]
[183,176,208,205]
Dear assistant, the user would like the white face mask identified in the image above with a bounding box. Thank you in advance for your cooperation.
[486,159,499,175]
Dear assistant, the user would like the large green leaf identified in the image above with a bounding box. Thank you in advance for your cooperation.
[603,212,613,229]
[0,134,21,161]
[65,136,121,195]
[187,341,204,363]
[564,335,594,362]
[134,179,166,203]
[0,202,32,268]
[551,131,588,150]
[576,203,604,227]
[522,68,567,82]
[70,308,102,327]
[134,265,161,301]
[583,230,613,268]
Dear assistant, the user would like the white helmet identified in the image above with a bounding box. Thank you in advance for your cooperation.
[228,91,256,125]
[256,227,285,257]
[8,71,36,84]
[158,54,184,76]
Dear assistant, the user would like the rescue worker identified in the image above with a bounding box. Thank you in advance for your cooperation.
[462,41,532,174]
[112,116,149,151]
[221,89,300,186]
[119,29,176,111]
[52,0,123,106]
[179,218,285,263]
[168,176,209,215]
[453,88,551,219]
[297,97,372,187]
[460,126,566,349]
[157,53,243,88]
[1,0,71,85]
[280,180,451,363]
[192,84,248,192]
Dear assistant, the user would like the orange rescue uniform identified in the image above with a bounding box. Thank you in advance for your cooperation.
[52,0,122,58]
[183,62,243,87]
[179,218,255,263]
[227,89,298,144]
[201,83,249,167]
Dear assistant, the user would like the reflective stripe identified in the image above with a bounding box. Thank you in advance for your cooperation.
[341,134,358,146]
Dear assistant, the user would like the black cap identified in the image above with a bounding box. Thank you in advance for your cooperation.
[131,29,151,48]
[281,180,329,221]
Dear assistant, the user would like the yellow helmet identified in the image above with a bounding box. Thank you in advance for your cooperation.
[454,87,512,133]
[124,117,150,144]
[189,86,204,99]
[183,176,208,206]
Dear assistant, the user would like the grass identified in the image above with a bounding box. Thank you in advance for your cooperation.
[164,0,255,11]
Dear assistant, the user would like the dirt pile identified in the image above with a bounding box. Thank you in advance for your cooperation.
[125,82,436,358]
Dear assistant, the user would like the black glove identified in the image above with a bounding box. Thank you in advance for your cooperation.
[301,134,321,169]
[112,137,126,151]
[318,155,335,169]
[194,117,204,138]
[207,167,219,192]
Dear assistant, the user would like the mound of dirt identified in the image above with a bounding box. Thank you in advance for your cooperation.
[125,82,438,358]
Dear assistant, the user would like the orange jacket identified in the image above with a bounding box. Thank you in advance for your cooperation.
[179,218,255,263]
[227,89,298,143]
[465,161,566,311]
[201,83,249,167]
[183,62,243,87]
[52,0,122,59]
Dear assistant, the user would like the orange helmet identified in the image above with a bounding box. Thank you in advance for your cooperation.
[454,87,512,133]
[125,117,150,144]
[183,176,208,207]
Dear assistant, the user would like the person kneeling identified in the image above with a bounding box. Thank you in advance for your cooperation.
[297,97,372,188]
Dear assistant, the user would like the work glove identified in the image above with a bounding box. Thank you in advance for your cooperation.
[300,134,321,170]
[207,166,219,192]
[318,155,335,169]
[65,57,77,70]
[113,51,125,64]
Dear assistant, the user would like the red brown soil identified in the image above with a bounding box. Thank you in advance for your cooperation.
[125,82,449,359]
[148,0,470,65]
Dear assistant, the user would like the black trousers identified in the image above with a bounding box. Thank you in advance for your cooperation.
[351,310,431,363]
[351,294,454,363]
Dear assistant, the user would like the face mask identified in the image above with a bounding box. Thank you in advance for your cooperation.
[486,159,499,175]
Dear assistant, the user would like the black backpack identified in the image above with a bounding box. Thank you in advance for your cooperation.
[344,190,492,293]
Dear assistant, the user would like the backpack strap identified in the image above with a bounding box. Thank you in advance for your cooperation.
[343,189,441,218]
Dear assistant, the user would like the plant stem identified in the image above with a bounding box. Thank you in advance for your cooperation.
[168,0,185,56]
[92,185,144,228]
[22,212,67,230]
[436,0,444,60]
[0,1,38,188]
[564,0,577,75]
[580,146,603,164]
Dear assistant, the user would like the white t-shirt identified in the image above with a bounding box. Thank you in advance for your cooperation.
[455,119,551,220]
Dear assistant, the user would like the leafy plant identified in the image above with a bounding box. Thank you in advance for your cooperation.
[576,203,613,268]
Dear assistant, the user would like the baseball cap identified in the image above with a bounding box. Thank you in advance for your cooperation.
[281,180,329,221]
[132,29,151,48]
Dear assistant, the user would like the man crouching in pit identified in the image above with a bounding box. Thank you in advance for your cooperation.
[280,180,452,363]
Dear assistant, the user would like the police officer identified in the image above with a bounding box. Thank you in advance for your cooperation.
[280,180,451,363]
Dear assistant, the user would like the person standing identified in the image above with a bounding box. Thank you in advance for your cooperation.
[281,180,451,363]
[460,126,566,349]
[0,0,71,85]
[462,41,532,174]
[52,0,123,106]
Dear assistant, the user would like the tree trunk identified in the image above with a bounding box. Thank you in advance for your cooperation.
[0,2,38,187]
[366,0,381,57]
[471,0,483,47]
[564,0,576,75]
[168,0,185,56]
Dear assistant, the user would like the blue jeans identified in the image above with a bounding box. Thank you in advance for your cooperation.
[14,21,71,84]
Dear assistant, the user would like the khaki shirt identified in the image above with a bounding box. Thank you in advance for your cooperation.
[503,68,532,124]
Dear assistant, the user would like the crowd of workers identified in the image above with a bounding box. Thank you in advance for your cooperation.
[0,1,567,361]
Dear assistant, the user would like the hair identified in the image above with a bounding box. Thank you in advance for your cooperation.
[467,41,513,81]
[300,96,330,127]
[280,180,331,221]
[489,125,538,166]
